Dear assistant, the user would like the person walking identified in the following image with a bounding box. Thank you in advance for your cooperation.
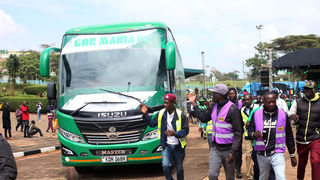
[188,84,243,180]
[248,91,297,180]
[140,93,189,180]
[2,102,13,140]
[36,101,42,122]
[21,100,30,138]
[228,87,243,178]
[289,80,320,180]
[0,135,17,179]
[46,105,54,133]
[15,105,23,132]
[241,94,259,180]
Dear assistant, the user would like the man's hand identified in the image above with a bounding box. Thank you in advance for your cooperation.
[187,93,197,106]
[139,104,148,115]
[226,153,235,163]
[165,130,176,136]
[245,122,250,130]
[289,114,299,123]
[253,130,262,139]
[291,157,297,167]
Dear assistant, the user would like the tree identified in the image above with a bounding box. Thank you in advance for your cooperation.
[5,54,20,96]
[245,42,276,80]
[17,51,41,84]
[270,34,320,54]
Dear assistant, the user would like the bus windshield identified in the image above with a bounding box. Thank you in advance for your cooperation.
[59,29,167,96]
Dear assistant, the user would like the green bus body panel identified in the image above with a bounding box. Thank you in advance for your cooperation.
[40,47,60,77]
[64,22,167,35]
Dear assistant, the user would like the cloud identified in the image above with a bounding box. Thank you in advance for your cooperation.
[0,9,26,36]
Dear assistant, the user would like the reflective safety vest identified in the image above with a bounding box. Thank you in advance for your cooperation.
[241,106,249,137]
[206,120,213,134]
[157,108,187,148]
[211,101,234,144]
[254,108,286,153]
[237,100,243,110]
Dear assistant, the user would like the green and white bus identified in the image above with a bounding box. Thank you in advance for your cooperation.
[40,22,186,173]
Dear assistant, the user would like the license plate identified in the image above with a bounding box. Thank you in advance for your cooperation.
[101,156,127,163]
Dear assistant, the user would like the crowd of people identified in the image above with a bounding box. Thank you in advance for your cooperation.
[187,80,320,180]
[1,100,57,140]
[140,80,319,180]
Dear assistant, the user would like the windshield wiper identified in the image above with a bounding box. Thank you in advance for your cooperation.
[71,101,126,115]
[99,88,143,104]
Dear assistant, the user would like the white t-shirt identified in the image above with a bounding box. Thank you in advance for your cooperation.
[166,112,179,145]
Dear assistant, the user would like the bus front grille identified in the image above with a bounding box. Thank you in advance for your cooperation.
[74,115,147,145]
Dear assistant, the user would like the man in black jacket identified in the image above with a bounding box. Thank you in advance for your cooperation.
[140,93,189,180]
[0,134,17,180]
[188,84,243,180]
[248,91,296,180]
[289,80,320,180]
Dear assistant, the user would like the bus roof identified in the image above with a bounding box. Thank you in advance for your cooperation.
[65,22,167,35]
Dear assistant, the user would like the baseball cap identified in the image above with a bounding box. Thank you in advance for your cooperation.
[208,84,229,95]
[304,80,316,89]
[164,93,176,101]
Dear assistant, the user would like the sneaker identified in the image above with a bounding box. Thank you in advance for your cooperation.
[9,137,14,140]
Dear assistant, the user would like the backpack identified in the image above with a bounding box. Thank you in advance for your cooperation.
[15,106,22,118]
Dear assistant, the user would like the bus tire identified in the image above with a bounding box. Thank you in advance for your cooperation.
[74,166,94,174]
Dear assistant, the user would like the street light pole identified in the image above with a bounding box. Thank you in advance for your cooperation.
[268,49,273,91]
[201,51,206,98]
[256,25,263,42]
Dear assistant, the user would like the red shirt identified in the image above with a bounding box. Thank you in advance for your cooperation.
[21,105,29,120]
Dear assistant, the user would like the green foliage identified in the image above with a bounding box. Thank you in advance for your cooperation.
[213,70,240,81]
[24,85,47,95]
[270,34,320,54]
[245,42,277,80]
[5,54,20,96]
[17,51,41,84]
[0,96,48,113]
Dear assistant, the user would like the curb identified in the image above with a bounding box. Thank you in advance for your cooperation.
[13,145,61,158]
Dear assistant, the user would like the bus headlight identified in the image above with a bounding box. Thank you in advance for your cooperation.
[59,127,85,144]
[142,129,158,141]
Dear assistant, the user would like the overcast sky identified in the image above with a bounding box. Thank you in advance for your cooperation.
[1,0,320,75]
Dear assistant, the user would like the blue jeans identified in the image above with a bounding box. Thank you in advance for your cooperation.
[252,150,275,180]
[257,153,285,180]
[37,111,41,121]
[162,144,185,180]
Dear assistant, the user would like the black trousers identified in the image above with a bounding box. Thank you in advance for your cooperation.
[16,120,24,132]
[28,128,43,137]
[23,120,29,137]
[4,128,12,138]
[235,139,243,171]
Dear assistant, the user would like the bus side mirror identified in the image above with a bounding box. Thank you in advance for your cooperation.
[166,41,176,71]
[40,47,60,77]
[47,83,57,100]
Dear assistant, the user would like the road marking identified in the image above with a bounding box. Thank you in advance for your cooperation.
[15,150,60,161]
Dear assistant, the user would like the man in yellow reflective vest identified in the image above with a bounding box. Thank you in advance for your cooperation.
[140,93,189,180]
[241,94,259,180]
